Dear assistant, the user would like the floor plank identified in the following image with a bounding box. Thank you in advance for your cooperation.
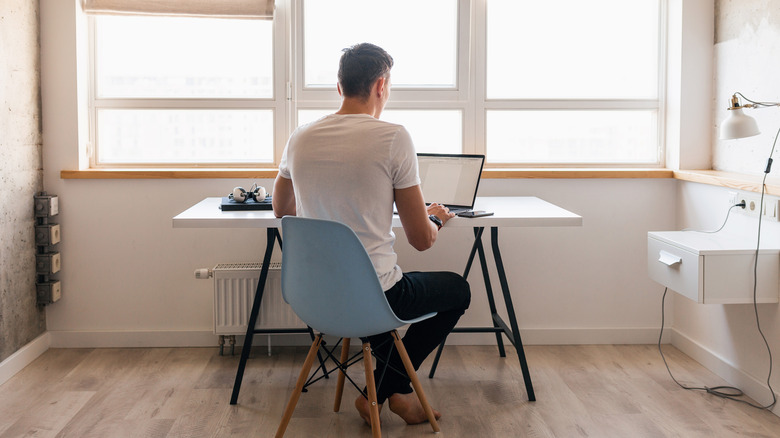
[1,344,779,437]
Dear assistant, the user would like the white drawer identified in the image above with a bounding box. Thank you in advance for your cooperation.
[647,231,780,304]
[647,236,701,302]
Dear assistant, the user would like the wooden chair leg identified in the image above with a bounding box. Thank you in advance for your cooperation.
[333,337,351,412]
[391,330,441,433]
[362,341,382,438]
[275,334,324,438]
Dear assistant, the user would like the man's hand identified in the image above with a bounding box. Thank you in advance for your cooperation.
[395,185,451,251]
[426,203,455,226]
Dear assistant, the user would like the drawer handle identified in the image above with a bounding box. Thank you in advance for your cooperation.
[658,250,682,266]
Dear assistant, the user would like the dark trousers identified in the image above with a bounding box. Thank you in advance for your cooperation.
[367,271,471,404]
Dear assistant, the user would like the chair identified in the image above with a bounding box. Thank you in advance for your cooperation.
[275,216,441,438]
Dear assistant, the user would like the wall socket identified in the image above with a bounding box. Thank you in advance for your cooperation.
[728,191,780,221]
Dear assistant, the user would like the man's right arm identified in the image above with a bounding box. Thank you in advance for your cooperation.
[395,185,454,251]
[272,174,296,218]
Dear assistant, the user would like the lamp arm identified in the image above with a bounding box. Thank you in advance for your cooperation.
[733,92,780,109]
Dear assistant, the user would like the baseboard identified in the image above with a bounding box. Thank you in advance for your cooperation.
[671,329,780,417]
[48,330,220,348]
[0,333,51,386]
[46,326,668,349]
[509,326,669,346]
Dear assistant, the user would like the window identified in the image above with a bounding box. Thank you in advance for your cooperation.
[86,0,665,168]
[301,0,458,89]
[90,13,278,166]
[483,0,662,166]
[295,0,465,155]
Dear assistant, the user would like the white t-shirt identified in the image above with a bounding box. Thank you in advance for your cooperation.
[278,114,420,291]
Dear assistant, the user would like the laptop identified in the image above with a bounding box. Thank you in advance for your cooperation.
[417,153,485,214]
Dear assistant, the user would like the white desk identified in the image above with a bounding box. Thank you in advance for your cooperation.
[173,196,581,229]
[174,196,581,404]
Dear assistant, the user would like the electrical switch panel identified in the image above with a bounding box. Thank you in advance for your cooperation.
[34,192,61,305]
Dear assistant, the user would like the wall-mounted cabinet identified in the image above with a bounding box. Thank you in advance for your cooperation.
[647,231,779,304]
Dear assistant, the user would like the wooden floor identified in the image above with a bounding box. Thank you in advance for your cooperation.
[1,343,779,437]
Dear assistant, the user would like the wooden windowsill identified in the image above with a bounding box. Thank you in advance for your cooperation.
[59,168,780,196]
[673,170,780,197]
[60,168,675,180]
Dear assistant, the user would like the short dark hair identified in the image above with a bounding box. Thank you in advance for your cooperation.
[337,43,394,100]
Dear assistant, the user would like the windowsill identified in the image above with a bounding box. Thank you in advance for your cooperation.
[673,170,780,197]
[59,168,780,196]
[60,168,675,180]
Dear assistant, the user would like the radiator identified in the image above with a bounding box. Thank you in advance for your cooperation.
[212,262,305,336]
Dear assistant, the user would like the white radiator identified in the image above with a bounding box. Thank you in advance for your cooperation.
[212,262,305,335]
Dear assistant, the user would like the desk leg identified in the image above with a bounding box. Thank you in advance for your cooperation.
[428,227,505,378]
[230,228,278,405]
[490,227,535,401]
[473,227,507,357]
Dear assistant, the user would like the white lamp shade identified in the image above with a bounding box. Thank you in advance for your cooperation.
[719,108,761,140]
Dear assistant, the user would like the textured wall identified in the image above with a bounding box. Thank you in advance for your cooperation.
[0,0,45,362]
[713,0,780,173]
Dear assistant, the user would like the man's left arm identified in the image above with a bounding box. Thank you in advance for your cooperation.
[272,174,296,218]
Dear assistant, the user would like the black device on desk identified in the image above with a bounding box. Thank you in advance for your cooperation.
[220,196,273,211]
[458,210,493,218]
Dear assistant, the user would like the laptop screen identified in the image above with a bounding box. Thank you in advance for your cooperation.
[417,153,485,210]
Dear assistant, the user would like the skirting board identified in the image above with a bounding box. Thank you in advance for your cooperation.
[0,327,670,386]
[671,330,780,417]
[47,326,669,349]
[0,333,51,386]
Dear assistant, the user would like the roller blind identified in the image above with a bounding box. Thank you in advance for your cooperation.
[81,0,274,19]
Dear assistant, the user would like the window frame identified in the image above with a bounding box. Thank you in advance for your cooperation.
[86,10,289,169]
[85,0,667,170]
[474,0,667,168]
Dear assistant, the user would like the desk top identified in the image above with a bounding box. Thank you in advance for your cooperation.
[172,196,582,229]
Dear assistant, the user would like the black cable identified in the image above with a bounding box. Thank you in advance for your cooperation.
[658,287,776,409]
[658,126,780,411]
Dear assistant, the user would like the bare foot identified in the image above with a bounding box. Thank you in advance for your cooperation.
[388,392,442,425]
[354,394,382,426]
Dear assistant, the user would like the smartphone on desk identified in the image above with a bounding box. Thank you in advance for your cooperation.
[457,210,494,218]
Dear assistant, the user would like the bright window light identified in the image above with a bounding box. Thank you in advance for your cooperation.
[486,0,659,99]
[95,15,273,98]
[97,110,274,164]
[486,110,658,164]
[298,110,462,155]
[302,0,458,89]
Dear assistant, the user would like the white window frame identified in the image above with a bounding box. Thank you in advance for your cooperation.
[474,0,667,168]
[86,7,290,169]
[85,0,667,169]
[291,0,474,151]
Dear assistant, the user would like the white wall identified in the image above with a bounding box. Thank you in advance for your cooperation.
[666,0,780,414]
[39,177,678,348]
[39,0,678,349]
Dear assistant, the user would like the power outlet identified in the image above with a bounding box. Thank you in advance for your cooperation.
[731,192,780,221]
[742,195,761,217]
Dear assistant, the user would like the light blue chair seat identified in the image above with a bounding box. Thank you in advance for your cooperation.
[275,216,440,438]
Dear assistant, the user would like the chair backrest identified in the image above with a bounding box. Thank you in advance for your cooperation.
[280,216,405,338]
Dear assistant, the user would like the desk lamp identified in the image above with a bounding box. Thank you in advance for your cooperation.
[719,92,780,173]
[719,93,761,140]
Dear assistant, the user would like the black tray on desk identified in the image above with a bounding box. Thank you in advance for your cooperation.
[219,196,273,211]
